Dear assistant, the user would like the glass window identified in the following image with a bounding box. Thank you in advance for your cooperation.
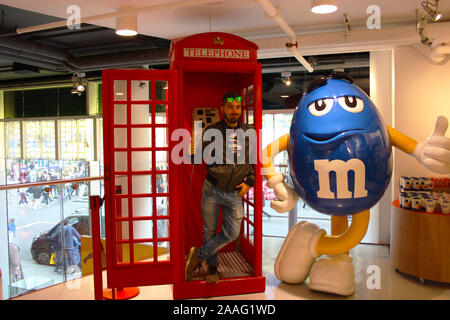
[155,104,167,124]
[42,121,56,160]
[23,120,56,160]
[96,118,104,167]
[155,80,168,101]
[59,119,94,161]
[6,121,21,159]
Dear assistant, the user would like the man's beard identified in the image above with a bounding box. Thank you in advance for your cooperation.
[225,114,239,124]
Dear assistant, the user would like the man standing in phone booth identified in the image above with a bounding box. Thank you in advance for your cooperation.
[185,91,256,284]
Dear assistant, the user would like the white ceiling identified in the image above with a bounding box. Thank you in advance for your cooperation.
[2,0,450,41]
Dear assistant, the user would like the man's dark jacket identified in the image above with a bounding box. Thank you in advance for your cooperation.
[194,120,256,192]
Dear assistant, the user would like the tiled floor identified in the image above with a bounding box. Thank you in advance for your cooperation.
[13,236,450,300]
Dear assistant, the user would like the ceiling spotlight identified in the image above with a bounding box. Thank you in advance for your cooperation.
[283,76,292,86]
[422,0,442,21]
[281,70,293,86]
[116,14,138,36]
[311,0,338,14]
[72,72,86,95]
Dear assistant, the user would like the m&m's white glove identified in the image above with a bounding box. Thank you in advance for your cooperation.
[266,173,299,213]
[414,116,450,174]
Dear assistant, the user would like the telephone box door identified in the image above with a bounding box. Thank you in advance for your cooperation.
[102,69,179,288]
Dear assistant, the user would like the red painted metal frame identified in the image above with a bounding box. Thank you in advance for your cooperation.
[102,69,179,289]
[101,33,264,299]
[171,32,264,299]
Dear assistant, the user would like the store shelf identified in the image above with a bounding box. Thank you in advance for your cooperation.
[390,200,450,284]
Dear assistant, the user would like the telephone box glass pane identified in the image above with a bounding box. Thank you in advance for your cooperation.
[155,128,167,147]
[131,128,152,148]
[155,151,168,170]
[249,224,254,244]
[248,108,254,124]
[132,197,153,217]
[133,243,154,263]
[131,175,152,194]
[244,220,248,239]
[131,104,151,124]
[116,243,130,264]
[249,204,254,223]
[114,128,127,148]
[157,242,170,262]
[116,221,129,240]
[131,151,152,171]
[156,219,169,238]
[156,196,168,216]
[133,220,153,240]
[131,80,151,100]
[155,104,167,124]
[117,198,129,218]
[155,80,168,100]
[114,80,127,101]
[156,174,167,193]
[114,104,127,124]
[115,176,128,194]
[248,85,254,105]
[114,152,128,171]
[248,187,254,204]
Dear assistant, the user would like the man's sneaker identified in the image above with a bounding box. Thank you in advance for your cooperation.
[185,247,202,281]
[205,265,219,284]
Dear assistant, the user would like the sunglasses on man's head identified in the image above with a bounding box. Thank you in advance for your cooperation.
[225,96,242,103]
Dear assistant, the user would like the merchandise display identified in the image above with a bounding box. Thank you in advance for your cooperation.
[399,177,450,213]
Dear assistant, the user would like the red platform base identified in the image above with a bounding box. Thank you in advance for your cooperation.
[173,276,265,299]
[103,287,140,300]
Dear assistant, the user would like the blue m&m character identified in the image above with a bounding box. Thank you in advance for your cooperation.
[262,71,450,296]
[288,72,392,216]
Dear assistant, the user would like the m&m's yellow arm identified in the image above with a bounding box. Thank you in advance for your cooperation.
[262,134,290,180]
[387,126,418,154]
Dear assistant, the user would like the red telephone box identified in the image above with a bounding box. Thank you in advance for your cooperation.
[102,32,264,299]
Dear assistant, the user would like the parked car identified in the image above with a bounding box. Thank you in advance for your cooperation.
[31,212,90,265]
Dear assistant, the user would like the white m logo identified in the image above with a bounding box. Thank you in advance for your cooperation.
[314,159,368,199]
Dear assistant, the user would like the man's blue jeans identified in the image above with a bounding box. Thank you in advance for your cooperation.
[197,179,244,266]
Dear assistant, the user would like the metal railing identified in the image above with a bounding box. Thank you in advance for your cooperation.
[0,175,104,299]
[0,176,104,191]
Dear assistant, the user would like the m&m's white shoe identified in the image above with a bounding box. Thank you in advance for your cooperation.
[274,221,325,284]
[308,254,355,296]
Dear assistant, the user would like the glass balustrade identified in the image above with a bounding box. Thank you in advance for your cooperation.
[0,159,104,299]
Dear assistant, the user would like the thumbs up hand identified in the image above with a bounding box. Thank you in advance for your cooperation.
[414,116,450,174]
[266,173,299,213]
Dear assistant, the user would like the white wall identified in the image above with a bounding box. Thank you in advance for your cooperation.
[367,46,450,244]
[393,45,450,198]
[364,50,394,244]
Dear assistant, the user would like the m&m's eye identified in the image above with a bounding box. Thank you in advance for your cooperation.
[337,96,364,113]
[308,98,334,116]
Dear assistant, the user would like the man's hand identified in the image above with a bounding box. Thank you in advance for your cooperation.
[236,182,251,198]
[414,116,450,174]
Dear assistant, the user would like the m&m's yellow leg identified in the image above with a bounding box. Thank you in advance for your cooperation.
[315,210,370,255]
